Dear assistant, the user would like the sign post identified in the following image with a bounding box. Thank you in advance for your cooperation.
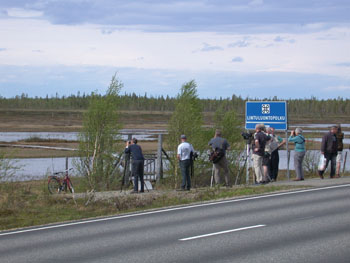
[245,101,288,184]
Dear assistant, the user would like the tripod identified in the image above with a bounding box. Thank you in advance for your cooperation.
[120,152,130,192]
[235,141,251,185]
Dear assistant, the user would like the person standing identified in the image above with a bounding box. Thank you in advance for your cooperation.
[125,138,145,193]
[208,129,230,186]
[288,128,306,181]
[177,135,194,191]
[252,124,270,184]
[262,127,272,183]
[267,127,286,182]
[335,124,344,178]
[318,126,338,179]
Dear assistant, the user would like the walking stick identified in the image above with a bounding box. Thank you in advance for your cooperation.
[120,154,130,192]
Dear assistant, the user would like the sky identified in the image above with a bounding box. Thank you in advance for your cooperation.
[0,0,350,99]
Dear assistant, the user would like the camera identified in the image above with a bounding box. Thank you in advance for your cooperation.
[241,132,253,140]
[191,151,199,161]
[241,131,254,144]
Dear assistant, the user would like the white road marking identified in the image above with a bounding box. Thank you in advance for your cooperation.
[179,225,266,241]
[1,184,349,237]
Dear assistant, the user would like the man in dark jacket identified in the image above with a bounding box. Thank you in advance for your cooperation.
[125,138,145,193]
[318,126,338,179]
[335,125,345,177]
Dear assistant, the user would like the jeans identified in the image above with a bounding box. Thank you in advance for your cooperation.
[269,150,280,181]
[132,160,144,192]
[180,159,191,190]
[294,151,305,180]
[319,152,337,178]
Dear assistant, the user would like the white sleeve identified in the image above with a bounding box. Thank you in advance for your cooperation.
[177,144,181,155]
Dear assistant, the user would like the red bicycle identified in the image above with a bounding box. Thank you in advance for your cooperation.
[48,168,74,194]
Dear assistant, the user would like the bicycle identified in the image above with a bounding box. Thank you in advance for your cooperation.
[48,168,75,194]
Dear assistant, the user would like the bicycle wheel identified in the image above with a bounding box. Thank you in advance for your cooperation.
[67,180,75,194]
[48,177,61,194]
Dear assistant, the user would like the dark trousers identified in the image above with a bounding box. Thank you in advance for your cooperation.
[132,160,144,192]
[319,153,337,178]
[180,159,191,190]
[269,150,279,181]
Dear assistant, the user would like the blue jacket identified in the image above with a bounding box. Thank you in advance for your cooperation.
[288,135,306,152]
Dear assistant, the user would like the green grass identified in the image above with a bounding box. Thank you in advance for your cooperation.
[0,179,304,231]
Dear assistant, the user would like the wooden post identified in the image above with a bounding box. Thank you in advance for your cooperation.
[156,134,163,182]
[65,157,69,176]
[125,134,132,185]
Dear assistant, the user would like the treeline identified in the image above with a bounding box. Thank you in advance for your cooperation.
[0,93,349,117]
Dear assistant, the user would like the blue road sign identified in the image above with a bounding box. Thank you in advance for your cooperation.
[245,101,288,130]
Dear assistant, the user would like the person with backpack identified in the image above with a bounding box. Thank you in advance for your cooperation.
[288,128,306,181]
[177,135,194,191]
[318,125,338,179]
[335,124,345,177]
[208,129,230,187]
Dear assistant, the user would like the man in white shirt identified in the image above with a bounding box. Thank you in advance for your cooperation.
[177,134,194,191]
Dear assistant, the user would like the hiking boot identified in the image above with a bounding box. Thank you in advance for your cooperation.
[318,171,324,179]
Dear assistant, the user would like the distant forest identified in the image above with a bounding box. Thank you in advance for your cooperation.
[0,93,349,117]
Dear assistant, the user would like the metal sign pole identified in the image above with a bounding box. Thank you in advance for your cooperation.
[246,143,250,185]
[286,101,290,180]
[286,130,290,180]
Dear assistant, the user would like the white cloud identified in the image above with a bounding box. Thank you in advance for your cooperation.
[0,18,349,79]
[6,8,43,18]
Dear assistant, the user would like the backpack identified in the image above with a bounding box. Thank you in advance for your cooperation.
[209,139,225,163]
[209,147,225,163]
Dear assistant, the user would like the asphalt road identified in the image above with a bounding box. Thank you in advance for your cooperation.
[1,184,350,263]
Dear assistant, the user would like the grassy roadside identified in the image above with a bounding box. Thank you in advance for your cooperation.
[0,179,305,231]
